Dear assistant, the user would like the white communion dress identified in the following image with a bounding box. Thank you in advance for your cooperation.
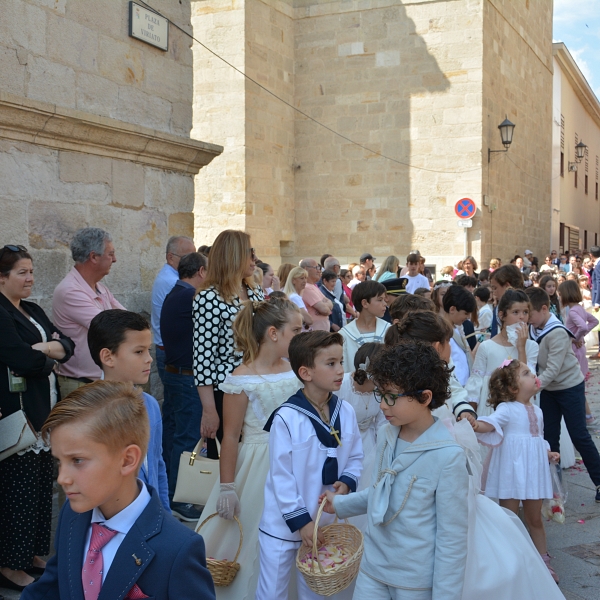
[196,371,301,600]
[337,372,386,530]
[466,338,576,468]
[476,402,553,500]
[437,410,566,600]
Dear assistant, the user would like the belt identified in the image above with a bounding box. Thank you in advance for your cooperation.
[58,375,93,384]
[165,364,194,377]
[157,345,165,351]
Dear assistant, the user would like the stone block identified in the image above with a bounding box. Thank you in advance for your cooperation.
[1,0,47,56]
[144,168,194,212]
[98,34,145,88]
[171,101,193,136]
[0,196,28,245]
[112,160,145,209]
[59,152,112,184]
[116,85,173,134]
[65,0,124,39]
[27,249,70,299]
[46,12,99,72]
[28,201,87,250]
[30,0,67,14]
[27,56,76,108]
[76,72,119,118]
[0,45,26,96]
[168,212,195,238]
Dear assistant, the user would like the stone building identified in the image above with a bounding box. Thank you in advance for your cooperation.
[551,43,600,255]
[0,0,221,315]
[192,0,553,272]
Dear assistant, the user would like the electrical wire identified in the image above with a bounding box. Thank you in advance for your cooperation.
[138,0,502,175]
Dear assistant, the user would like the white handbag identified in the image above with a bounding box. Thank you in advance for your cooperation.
[173,438,220,506]
[0,394,39,462]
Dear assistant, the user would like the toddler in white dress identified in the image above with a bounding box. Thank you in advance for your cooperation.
[466,359,561,584]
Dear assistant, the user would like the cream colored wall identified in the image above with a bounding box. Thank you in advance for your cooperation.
[554,60,600,250]
[192,0,248,244]
[292,0,484,269]
[481,0,553,263]
[245,0,296,262]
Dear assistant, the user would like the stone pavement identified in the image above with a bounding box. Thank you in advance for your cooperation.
[4,363,600,599]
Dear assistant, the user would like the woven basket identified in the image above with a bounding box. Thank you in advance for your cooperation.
[196,513,243,586]
[296,498,363,596]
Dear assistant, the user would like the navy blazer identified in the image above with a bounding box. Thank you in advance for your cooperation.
[592,261,600,307]
[22,486,216,600]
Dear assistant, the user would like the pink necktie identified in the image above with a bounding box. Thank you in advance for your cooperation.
[82,523,118,600]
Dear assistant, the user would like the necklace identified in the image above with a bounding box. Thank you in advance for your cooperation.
[351,376,375,410]
[303,391,331,424]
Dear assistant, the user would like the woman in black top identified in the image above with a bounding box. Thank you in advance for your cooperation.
[193,230,263,458]
[0,245,74,591]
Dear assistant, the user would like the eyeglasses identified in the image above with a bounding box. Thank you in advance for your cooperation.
[0,244,28,260]
[374,389,424,406]
[305,265,322,271]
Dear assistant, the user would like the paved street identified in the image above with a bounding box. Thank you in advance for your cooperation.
[3,362,600,599]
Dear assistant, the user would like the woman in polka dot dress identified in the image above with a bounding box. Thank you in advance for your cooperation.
[193,230,264,459]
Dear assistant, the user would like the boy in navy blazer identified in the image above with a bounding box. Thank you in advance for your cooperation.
[21,380,215,600]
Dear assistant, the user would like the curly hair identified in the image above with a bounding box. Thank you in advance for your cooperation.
[487,359,521,409]
[353,342,384,385]
[368,340,452,410]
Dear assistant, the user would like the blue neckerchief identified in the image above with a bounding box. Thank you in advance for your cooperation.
[264,389,343,485]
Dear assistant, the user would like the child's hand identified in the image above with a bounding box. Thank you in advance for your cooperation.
[332,481,349,496]
[318,491,337,514]
[548,451,560,463]
[515,322,528,349]
[464,413,478,430]
[299,521,324,548]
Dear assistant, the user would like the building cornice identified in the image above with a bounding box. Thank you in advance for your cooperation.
[0,92,222,175]
[553,42,600,130]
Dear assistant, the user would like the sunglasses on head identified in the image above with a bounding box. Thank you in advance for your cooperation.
[0,244,28,259]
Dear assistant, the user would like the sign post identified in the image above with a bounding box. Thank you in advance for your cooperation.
[454,198,476,258]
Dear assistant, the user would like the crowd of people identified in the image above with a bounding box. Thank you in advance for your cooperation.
[1,229,600,599]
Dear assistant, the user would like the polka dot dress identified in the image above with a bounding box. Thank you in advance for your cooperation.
[0,449,53,570]
[192,285,264,388]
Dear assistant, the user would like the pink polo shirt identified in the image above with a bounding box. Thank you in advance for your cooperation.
[52,267,125,380]
[301,284,330,331]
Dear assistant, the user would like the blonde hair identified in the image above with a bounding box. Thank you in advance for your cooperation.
[277,263,295,287]
[283,267,308,297]
[489,258,501,269]
[198,230,257,303]
[233,298,300,363]
[440,265,454,276]
[375,255,399,281]
[42,381,149,465]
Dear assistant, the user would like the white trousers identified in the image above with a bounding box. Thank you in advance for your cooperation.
[255,531,324,600]
[353,572,432,600]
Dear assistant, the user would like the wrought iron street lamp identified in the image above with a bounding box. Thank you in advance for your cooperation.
[488,116,516,162]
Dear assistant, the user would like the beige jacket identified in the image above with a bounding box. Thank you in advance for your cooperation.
[536,327,584,391]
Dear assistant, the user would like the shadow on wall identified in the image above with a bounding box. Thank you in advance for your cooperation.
[293,0,450,261]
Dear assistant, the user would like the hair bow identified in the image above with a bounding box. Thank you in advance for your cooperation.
[499,359,513,368]
[358,356,370,372]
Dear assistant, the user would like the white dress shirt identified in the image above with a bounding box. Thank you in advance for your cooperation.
[82,481,152,583]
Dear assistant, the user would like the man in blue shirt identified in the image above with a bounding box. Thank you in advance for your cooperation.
[151,237,195,477]
[160,252,207,521]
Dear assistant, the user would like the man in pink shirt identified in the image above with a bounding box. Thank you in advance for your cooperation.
[299,258,332,331]
[52,227,125,396]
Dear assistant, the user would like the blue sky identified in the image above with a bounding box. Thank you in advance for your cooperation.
[554,0,600,99]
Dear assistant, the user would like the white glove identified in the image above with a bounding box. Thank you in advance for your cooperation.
[217,482,240,520]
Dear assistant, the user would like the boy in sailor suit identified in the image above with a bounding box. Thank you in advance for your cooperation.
[256,331,363,600]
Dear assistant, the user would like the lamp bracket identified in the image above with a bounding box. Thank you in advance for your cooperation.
[568,163,578,172]
[488,147,509,163]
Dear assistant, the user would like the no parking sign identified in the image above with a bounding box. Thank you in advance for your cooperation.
[455,198,476,219]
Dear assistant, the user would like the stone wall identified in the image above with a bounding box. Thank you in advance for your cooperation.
[481,0,553,261]
[293,0,484,269]
[0,0,221,315]
[190,0,553,271]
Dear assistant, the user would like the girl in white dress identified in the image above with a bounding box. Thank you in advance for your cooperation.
[466,359,561,584]
[466,289,538,418]
[337,342,386,529]
[196,297,303,600]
